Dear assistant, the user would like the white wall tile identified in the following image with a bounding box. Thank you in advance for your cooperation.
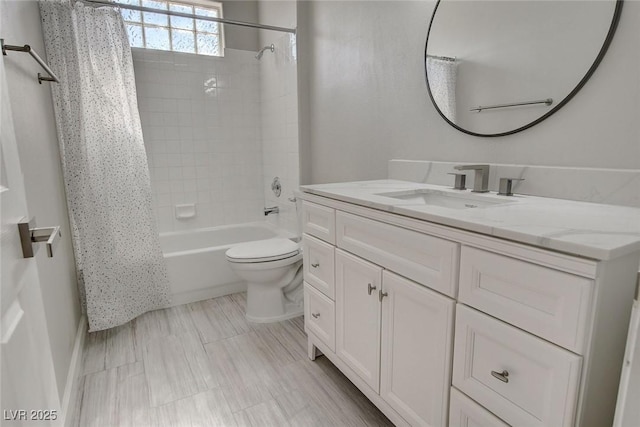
[258,32,300,235]
[135,48,265,232]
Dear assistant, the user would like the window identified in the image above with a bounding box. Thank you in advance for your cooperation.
[118,0,224,56]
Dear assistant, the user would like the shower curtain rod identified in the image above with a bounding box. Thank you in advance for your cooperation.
[81,0,297,34]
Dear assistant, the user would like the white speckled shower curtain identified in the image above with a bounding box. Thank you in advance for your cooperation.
[40,0,170,331]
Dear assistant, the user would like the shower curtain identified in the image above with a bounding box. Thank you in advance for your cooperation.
[426,57,459,123]
[40,0,171,331]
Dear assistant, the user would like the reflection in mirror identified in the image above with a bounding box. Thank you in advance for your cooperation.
[425,0,622,137]
[426,55,458,122]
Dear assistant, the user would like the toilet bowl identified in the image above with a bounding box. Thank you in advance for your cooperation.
[225,238,303,323]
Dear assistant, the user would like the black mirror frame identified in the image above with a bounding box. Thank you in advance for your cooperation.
[424,0,624,138]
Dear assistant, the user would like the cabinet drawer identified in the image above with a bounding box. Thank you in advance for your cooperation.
[304,283,335,352]
[453,305,582,427]
[449,388,509,427]
[302,201,335,244]
[303,234,335,299]
[459,246,593,353]
[336,211,460,297]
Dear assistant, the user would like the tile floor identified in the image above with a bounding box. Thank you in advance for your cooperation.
[72,293,393,426]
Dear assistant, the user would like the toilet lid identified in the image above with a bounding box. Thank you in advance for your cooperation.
[226,238,300,263]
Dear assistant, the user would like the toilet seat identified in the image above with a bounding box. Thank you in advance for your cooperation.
[226,238,300,263]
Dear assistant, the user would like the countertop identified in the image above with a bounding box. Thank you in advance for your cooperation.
[300,180,640,261]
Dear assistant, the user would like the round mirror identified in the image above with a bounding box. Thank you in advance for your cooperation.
[425,0,622,137]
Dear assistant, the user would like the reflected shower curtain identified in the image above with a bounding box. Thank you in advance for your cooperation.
[40,0,170,331]
[426,57,458,123]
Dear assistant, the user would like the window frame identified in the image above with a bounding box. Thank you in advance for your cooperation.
[119,0,225,57]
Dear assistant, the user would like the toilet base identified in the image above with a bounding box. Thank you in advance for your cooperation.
[246,301,303,323]
[245,280,304,323]
[228,253,304,324]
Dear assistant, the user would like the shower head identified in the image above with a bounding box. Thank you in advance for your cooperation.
[255,44,275,60]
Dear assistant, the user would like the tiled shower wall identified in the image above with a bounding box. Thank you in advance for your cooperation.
[133,48,265,232]
[259,33,300,235]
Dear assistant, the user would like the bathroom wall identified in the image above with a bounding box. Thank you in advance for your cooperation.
[297,1,640,185]
[2,0,81,403]
[133,48,265,232]
[258,0,300,234]
[221,0,260,52]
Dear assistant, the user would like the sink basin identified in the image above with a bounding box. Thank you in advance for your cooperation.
[376,189,514,209]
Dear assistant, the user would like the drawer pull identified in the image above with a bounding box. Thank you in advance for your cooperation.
[379,290,388,302]
[311,262,320,268]
[311,312,320,319]
[367,283,377,295]
[490,370,509,383]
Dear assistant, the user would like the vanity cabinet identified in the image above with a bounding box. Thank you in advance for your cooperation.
[449,388,509,427]
[301,197,640,427]
[334,247,455,426]
[302,234,335,299]
[453,304,582,426]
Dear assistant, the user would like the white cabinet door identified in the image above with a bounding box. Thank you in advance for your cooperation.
[380,271,455,427]
[336,249,382,392]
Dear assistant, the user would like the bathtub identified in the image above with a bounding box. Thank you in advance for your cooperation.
[160,222,296,306]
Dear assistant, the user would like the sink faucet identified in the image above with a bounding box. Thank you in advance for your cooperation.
[264,206,279,216]
[453,164,490,193]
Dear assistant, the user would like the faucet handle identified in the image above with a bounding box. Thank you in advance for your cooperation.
[447,173,467,190]
[498,178,524,196]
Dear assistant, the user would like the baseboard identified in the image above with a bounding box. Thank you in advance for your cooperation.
[169,281,247,307]
[60,316,87,427]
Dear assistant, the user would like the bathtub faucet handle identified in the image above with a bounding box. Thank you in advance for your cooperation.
[264,206,279,216]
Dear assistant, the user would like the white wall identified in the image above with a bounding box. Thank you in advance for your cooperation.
[134,48,265,232]
[258,0,299,234]
[2,0,81,400]
[222,0,260,52]
[297,1,640,185]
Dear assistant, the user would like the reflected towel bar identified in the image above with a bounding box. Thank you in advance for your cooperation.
[427,54,457,62]
[1,39,59,84]
[470,98,553,113]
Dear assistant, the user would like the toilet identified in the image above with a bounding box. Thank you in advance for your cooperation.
[225,238,303,323]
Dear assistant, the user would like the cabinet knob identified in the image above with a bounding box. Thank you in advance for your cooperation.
[379,290,388,302]
[490,369,509,383]
[311,312,320,319]
[367,283,377,295]
[311,262,320,268]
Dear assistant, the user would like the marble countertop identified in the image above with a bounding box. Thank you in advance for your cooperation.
[300,180,640,261]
